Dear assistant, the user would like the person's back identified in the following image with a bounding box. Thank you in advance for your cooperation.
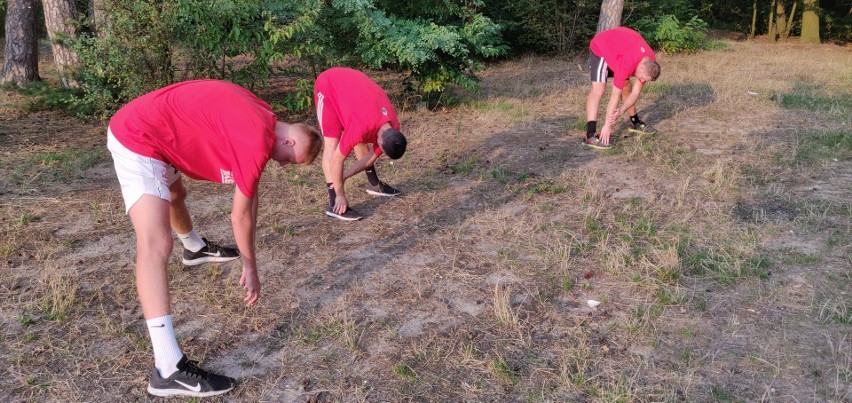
[110,79,277,198]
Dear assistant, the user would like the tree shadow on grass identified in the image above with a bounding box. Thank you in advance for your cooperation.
[641,82,716,122]
[248,114,596,351]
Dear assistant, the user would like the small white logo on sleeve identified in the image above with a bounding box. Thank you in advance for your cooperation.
[381,107,388,116]
[640,46,646,53]
[220,169,234,184]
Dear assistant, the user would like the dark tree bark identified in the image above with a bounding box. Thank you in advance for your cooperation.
[596,0,623,33]
[3,0,41,86]
[42,0,79,88]
[87,0,105,37]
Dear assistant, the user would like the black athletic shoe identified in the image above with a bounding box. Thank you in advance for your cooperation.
[182,238,240,266]
[366,181,402,197]
[582,134,613,150]
[627,120,657,135]
[147,355,235,398]
[325,206,363,221]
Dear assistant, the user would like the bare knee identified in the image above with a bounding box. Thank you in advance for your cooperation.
[588,84,606,98]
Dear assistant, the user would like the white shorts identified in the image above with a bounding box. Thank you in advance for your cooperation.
[107,128,180,213]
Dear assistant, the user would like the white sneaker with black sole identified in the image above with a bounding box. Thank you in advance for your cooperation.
[182,238,240,266]
[325,206,363,221]
[366,181,402,197]
[147,355,235,398]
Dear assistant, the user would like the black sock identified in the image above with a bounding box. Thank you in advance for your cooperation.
[326,183,335,207]
[586,121,597,137]
[364,166,380,186]
[630,115,641,125]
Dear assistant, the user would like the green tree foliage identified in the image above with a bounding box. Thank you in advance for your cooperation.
[653,15,709,53]
[66,0,506,117]
[481,0,600,55]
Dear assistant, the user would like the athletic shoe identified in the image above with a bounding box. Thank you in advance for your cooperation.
[147,355,235,398]
[182,238,240,266]
[366,181,402,197]
[627,120,657,135]
[326,206,363,221]
[582,135,613,150]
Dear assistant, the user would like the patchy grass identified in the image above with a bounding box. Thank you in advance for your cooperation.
[0,40,850,402]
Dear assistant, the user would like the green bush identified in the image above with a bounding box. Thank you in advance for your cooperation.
[634,14,709,54]
[70,0,285,119]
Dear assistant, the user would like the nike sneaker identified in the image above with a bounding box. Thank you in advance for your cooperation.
[325,206,363,221]
[626,120,657,136]
[366,181,402,197]
[147,355,235,397]
[182,238,240,266]
[582,134,613,150]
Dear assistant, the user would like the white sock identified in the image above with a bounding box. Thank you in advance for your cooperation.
[177,229,206,252]
[146,315,184,378]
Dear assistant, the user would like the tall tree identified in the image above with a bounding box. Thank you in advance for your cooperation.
[596,0,623,33]
[800,0,820,43]
[775,0,787,37]
[3,0,41,86]
[42,0,79,88]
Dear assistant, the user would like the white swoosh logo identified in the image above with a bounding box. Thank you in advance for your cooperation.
[203,251,222,257]
[175,380,201,392]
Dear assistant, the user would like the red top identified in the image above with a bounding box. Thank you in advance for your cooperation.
[109,80,277,198]
[590,27,656,90]
[314,67,400,157]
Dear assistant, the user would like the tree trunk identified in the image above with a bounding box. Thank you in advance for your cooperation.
[596,0,624,33]
[3,0,41,86]
[783,1,797,39]
[87,0,105,37]
[768,0,778,42]
[800,0,820,44]
[775,1,787,37]
[42,0,79,88]
[750,0,758,39]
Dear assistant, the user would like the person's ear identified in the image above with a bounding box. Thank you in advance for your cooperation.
[281,137,296,147]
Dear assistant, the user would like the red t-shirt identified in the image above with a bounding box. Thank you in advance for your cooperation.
[109,80,277,198]
[590,27,656,90]
[314,67,400,157]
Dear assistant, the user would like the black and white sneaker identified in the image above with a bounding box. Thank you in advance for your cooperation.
[147,355,235,398]
[627,120,657,136]
[182,238,240,266]
[366,181,402,197]
[325,206,363,221]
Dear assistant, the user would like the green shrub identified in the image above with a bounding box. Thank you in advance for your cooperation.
[654,15,709,54]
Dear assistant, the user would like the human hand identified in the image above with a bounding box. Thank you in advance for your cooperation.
[333,194,349,214]
[239,266,260,305]
[606,109,621,125]
[600,125,613,145]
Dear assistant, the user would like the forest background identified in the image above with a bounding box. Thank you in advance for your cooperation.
[1,0,850,117]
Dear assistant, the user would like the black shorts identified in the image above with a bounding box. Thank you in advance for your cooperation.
[588,51,614,83]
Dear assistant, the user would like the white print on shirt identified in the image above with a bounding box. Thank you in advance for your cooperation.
[381,107,388,116]
[220,168,234,184]
[640,47,646,53]
[316,92,325,132]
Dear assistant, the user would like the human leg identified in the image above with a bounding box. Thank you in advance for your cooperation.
[109,129,235,397]
[355,144,401,197]
[168,177,239,265]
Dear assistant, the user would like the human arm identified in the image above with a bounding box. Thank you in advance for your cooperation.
[232,187,260,305]
[600,85,623,145]
[323,136,349,214]
[608,80,645,124]
[343,152,380,181]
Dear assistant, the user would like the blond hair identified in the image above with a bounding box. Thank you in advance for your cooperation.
[291,123,323,164]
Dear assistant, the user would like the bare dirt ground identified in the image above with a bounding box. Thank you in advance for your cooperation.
[1,40,850,402]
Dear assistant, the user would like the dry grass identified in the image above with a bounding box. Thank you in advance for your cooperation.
[1,40,851,401]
